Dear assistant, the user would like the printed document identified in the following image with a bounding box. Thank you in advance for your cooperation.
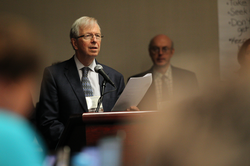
[111,73,152,111]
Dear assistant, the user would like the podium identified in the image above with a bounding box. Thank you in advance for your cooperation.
[56,111,155,164]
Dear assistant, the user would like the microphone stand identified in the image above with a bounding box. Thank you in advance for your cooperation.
[95,80,106,112]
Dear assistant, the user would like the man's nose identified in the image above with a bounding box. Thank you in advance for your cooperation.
[158,48,163,55]
[91,36,97,42]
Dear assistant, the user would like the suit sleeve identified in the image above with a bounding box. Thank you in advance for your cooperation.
[36,68,64,149]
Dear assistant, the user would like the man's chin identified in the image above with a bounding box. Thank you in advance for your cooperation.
[88,53,99,57]
[155,62,168,67]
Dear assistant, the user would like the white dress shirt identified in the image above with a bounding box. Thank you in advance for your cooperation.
[74,55,101,97]
[153,65,173,107]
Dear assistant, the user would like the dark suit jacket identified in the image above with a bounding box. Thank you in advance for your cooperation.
[129,66,198,110]
[36,57,125,149]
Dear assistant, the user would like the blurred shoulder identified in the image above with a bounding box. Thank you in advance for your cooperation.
[0,110,36,138]
[172,66,197,76]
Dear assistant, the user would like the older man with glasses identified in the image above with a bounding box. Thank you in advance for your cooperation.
[37,16,127,150]
[129,34,199,110]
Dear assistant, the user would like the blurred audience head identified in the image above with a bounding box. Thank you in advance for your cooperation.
[138,82,250,166]
[237,39,250,77]
[0,13,42,117]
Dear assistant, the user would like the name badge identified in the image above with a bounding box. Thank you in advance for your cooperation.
[86,96,103,112]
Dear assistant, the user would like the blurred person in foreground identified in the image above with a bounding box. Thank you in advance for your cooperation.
[0,14,46,165]
[129,34,198,110]
[237,38,250,80]
[134,82,250,166]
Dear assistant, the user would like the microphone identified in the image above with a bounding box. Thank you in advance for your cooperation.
[94,64,115,87]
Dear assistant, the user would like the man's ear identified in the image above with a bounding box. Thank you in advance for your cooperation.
[149,48,153,58]
[170,48,175,57]
[71,38,78,50]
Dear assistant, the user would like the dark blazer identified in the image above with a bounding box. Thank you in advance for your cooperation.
[129,66,198,110]
[36,57,125,149]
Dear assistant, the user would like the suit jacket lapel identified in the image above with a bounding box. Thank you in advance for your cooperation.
[171,66,182,97]
[97,62,112,111]
[64,57,88,112]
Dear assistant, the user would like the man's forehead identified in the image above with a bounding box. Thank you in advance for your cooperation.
[151,36,172,47]
[152,40,171,47]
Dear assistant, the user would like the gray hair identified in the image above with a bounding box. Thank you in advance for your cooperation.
[70,16,100,39]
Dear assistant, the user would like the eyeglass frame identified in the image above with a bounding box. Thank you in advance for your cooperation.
[150,46,173,54]
[75,33,104,41]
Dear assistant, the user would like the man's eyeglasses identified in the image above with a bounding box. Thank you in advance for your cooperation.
[150,46,172,54]
[75,33,104,41]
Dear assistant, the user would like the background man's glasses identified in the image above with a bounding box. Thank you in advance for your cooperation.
[150,46,172,54]
[75,33,104,41]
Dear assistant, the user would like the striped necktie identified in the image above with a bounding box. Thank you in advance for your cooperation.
[81,67,93,97]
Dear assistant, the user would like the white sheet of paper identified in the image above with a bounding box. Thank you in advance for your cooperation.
[111,73,152,111]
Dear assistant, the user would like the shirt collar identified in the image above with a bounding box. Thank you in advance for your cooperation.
[153,65,172,79]
[74,55,96,71]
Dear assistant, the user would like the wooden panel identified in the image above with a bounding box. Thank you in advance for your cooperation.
[57,111,155,165]
[83,112,154,165]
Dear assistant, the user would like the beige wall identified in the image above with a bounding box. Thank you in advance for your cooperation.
[1,0,220,101]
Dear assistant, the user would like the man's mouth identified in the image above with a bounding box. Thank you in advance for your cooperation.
[89,46,98,50]
[157,58,165,61]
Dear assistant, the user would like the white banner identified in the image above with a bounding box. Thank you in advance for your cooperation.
[218,0,250,80]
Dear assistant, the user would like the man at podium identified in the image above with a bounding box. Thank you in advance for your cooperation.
[37,16,126,150]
